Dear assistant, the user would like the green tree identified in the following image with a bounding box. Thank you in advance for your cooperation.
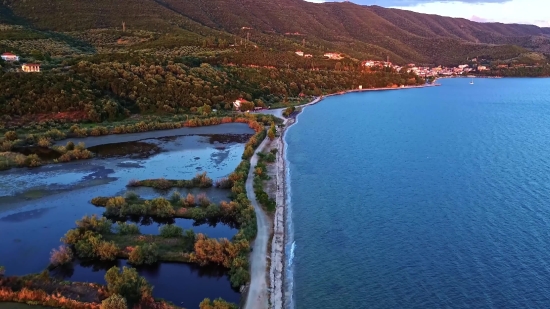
[128,243,159,265]
[105,266,152,305]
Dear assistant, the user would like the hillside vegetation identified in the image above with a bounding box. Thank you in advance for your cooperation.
[2,0,549,65]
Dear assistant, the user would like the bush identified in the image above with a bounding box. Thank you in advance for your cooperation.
[128,243,159,265]
[66,141,75,150]
[4,131,18,141]
[105,266,152,305]
[97,241,119,261]
[76,214,112,234]
[147,197,174,218]
[37,137,52,147]
[49,245,73,267]
[115,222,140,235]
[199,298,238,309]
[159,224,183,238]
[101,294,127,309]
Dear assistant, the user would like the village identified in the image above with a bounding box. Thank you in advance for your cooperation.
[295,50,543,77]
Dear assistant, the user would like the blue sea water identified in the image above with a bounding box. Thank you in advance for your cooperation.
[286,78,550,309]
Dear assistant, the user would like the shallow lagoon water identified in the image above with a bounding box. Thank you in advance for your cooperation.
[287,78,550,309]
[0,123,252,307]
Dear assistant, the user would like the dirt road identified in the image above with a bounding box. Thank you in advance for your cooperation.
[244,137,272,309]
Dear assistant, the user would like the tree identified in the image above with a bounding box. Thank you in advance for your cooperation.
[105,266,152,305]
[101,294,127,309]
[268,122,276,141]
[128,243,159,265]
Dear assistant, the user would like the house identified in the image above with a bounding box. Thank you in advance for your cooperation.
[304,54,313,58]
[295,51,304,57]
[363,60,375,67]
[22,63,40,72]
[477,65,488,71]
[458,64,469,70]
[1,52,19,62]
[233,99,243,110]
[324,52,343,60]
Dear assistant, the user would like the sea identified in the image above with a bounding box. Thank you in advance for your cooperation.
[285,78,550,309]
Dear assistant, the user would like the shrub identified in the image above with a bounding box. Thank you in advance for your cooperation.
[37,137,52,147]
[128,243,159,265]
[215,177,233,189]
[105,266,152,305]
[66,141,75,150]
[199,298,238,309]
[4,131,18,141]
[192,172,213,187]
[147,197,174,218]
[97,241,119,261]
[159,224,183,238]
[115,222,140,235]
[49,245,73,267]
[124,191,140,202]
[101,294,127,309]
[75,233,103,259]
[182,193,195,207]
[76,214,112,234]
[169,191,181,204]
[197,193,210,207]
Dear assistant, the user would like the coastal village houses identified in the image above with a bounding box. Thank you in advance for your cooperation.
[1,52,19,61]
[324,52,343,60]
[22,63,40,72]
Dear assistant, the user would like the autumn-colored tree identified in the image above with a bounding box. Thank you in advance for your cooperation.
[101,294,127,309]
[199,298,238,309]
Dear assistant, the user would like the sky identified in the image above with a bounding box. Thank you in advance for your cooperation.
[305,0,550,27]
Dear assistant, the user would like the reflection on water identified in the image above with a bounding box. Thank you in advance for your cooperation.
[88,141,161,159]
[12,146,62,161]
[50,260,240,309]
[0,123,253,307]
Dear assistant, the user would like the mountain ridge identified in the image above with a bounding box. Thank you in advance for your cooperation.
[1,0,549,65]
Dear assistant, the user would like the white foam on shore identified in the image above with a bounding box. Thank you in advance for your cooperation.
[283,103,311,309]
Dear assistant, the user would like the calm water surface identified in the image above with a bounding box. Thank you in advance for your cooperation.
[287,78,550,309]
[0,123,250,308]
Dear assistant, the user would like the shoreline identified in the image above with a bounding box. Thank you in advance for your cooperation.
[267,83,436,309]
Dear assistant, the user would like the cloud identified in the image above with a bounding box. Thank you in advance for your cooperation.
[470,15,491,23]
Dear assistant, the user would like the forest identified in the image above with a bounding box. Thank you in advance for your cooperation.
[0,51,424,126]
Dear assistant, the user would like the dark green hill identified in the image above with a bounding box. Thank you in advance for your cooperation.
[1,0,549,64]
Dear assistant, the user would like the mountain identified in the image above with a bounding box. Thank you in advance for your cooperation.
[1,0,549,65]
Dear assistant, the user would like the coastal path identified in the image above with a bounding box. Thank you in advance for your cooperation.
[244,136,272,309]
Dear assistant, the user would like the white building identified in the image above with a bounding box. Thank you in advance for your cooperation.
[233,99,242,110]
[295,51,304,57]
[324,52,343,60]
[22,63,40,72]
[1,52,19,62]
[458,64,469,70]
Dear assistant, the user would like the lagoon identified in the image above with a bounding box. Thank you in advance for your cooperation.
[287,78,550,309]
[0,123,252,308]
